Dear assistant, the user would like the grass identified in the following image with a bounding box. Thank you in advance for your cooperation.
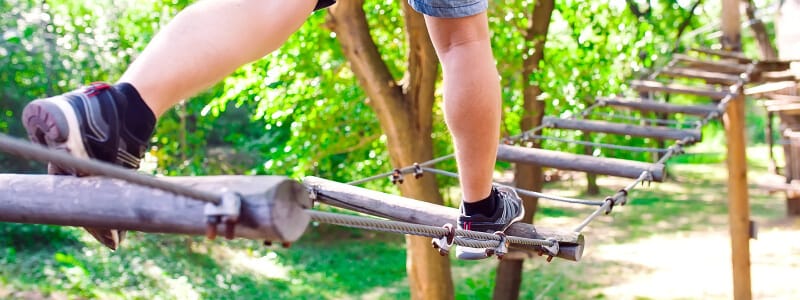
[0,145,794,299]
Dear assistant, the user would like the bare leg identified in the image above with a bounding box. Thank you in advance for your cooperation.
[425,12,500,203]
[119,0,317,117]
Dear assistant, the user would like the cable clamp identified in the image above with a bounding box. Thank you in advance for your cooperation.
[431,223,456,256]
[540,238,560,262]
[616,189,629,206]
[204,191,242,240]
[604,196,615,215]
[391,168,404,184]
[485,231,509,260]
[641,171,654,188]
[413,163,424,179]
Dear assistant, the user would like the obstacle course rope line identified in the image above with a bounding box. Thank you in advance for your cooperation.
[0,50,763,259]
[306,210,555,249]
[0,132,223,205]
[0,132,556,253]
[344,56,757,234]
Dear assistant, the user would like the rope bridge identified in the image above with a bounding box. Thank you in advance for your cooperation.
[0,48,790,262]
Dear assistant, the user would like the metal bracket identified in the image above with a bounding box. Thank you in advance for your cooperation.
[204,191,242,240]
[431,223,456,256]
[485,231,509,260]
[307,186,318,202]
[541,238,560,262]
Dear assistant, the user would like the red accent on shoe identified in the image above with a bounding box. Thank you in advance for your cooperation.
[84,82,111,97]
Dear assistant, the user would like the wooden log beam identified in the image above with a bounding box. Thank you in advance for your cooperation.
[674,54,750,74]
[302,176,585,262]
[660,67,741,85]
[496,145,664,181]
[598,97,719,117]
[0,174,311,242]
[543,117,702,141]
[631,80,733,99]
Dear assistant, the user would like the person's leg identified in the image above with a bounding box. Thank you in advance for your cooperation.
[121,0,318,117]
[22,0,321,250]
[415,2,524,260]
[425,12,499,205]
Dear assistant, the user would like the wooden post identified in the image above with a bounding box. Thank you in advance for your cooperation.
[0,174,311,242]
[722,0,752,298]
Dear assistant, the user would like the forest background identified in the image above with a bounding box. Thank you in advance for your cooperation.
[0,0,790,299]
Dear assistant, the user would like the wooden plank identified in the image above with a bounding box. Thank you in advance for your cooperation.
[0,175,311,242]
[756,70,796,83]
[631,80,733,99]
[690,47,751,61]
[745,81,797,96]
[660,67,741,84]
[763,93,800,103]
[543,117,702,141]
[302,176,585,262]
[496,145,665,181]
[598,97,719,117]
[674,54,749,74]
[765,103,800,113]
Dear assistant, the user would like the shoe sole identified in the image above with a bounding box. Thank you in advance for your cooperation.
[22,98,121,250]
[456,203,526,260]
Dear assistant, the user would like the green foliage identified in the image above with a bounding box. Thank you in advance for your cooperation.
[0,0,786,298]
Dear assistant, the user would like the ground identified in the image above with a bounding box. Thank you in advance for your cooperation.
[1,146,798,299]
[532,163,800,300]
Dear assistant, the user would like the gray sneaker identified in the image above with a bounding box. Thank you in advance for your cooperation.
[22,83,150,250]
[455,185,525,260]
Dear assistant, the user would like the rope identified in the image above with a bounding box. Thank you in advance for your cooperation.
[587,112,697,128]
[0,133,222,204]
[346,154,454,185]
[307,210,555,249]
[421,167,604,206]
[519,134,670,153]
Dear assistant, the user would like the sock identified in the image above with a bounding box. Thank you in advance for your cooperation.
[114,82,156,142]
[463,189,497,217]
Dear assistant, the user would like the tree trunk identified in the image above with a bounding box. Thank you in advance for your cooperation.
[493,1,554,299]
[743,0,778,60]
[326,2,453,299]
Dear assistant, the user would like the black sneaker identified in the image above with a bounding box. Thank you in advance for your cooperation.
[21,82,151,250]
[456,185,525,260]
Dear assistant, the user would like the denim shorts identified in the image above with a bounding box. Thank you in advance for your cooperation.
[408,0,488,18]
